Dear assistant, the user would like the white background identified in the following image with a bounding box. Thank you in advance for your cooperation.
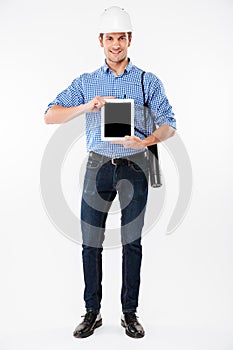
[0,0,233,349]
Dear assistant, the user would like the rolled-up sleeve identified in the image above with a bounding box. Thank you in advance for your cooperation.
[45,76,85,113]
[146,73,176,129]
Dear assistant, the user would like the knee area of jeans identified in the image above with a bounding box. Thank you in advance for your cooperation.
[123,241,142,252]
[82,245,103,252]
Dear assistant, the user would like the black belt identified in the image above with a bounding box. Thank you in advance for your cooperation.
[89,151,147,166]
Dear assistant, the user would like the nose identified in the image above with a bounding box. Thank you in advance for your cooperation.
[112,39,120,49]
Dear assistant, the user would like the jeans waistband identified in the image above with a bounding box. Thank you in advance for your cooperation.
[89,151,148,166]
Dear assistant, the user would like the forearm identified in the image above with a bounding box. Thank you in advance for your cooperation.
[44,104,87,124]
[142,125,176,147]
[44,96,115,124]
[112,124,176,149]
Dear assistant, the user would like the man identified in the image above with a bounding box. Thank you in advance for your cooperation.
[44,6,176,339]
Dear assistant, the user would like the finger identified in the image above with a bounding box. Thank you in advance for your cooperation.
[98,96,111,107]
[102,96,116,100]
[93,97,105,109]
[95,96,105,104]
[125,135,138,140]
[110,140,124,145]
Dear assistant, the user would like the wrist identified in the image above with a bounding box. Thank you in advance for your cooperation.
[141,139,149,148]
[141,134,157,147]
[78,104,87,114]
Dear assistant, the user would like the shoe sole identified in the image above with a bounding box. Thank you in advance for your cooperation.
[121,319,145,339]
[73,319,102,338]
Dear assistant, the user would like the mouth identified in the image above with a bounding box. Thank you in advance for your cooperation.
[110,50,122,55]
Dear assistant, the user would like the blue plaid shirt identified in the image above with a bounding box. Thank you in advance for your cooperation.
[47,60,176,158]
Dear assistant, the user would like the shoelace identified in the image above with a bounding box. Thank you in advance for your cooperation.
[81,311,95,324]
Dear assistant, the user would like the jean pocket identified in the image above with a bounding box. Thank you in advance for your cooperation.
[86,157,102,170]
[130,160,148,173]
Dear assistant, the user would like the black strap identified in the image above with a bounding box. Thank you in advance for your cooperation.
[141,71,162,187]
[141,71,146,106]
[141,71,156,129]
[135,71,156,136]
[141,71,148,133]
[134,71,148,137]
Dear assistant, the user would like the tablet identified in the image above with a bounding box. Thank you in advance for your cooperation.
[101,99,134,141]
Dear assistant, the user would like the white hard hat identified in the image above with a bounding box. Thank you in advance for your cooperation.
[98,6,133,33]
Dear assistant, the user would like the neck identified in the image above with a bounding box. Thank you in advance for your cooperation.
[106,57,129,76]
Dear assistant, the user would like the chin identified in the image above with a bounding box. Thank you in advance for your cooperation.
[109,56,125,63]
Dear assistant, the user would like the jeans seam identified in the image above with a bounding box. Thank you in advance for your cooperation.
[95,227,103,311]
[123,244,128,309]
[95,245,99,310]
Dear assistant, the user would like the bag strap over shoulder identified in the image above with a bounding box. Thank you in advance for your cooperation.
[140,71,162,187]
[141,71,146,106]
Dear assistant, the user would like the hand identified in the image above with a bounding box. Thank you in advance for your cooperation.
[111,135,145,149]
[85,96,115,113]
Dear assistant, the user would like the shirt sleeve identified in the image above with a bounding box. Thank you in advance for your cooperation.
[45,76,85,113]
[145,73,176,129]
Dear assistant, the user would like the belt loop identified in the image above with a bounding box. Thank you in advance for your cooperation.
[111,158,117,166]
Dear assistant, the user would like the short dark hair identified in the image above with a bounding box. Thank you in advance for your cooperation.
[99,32,132,40]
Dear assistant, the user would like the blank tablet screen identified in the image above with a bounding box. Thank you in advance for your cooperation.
[104,102,131,137]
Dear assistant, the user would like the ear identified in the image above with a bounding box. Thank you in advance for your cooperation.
[128,35,132,47]
[99,35,104,47]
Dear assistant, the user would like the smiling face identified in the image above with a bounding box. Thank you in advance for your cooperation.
[99,32,132,64]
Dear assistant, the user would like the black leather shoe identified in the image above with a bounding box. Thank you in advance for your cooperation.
[121,312,145,338]
[73,310,102,338]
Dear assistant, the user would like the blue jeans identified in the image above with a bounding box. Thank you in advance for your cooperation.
[81,151,149,313]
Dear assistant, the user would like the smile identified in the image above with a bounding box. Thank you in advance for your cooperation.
[110,51,121,55]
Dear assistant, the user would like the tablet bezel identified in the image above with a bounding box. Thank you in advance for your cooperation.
[101,98,134,141]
